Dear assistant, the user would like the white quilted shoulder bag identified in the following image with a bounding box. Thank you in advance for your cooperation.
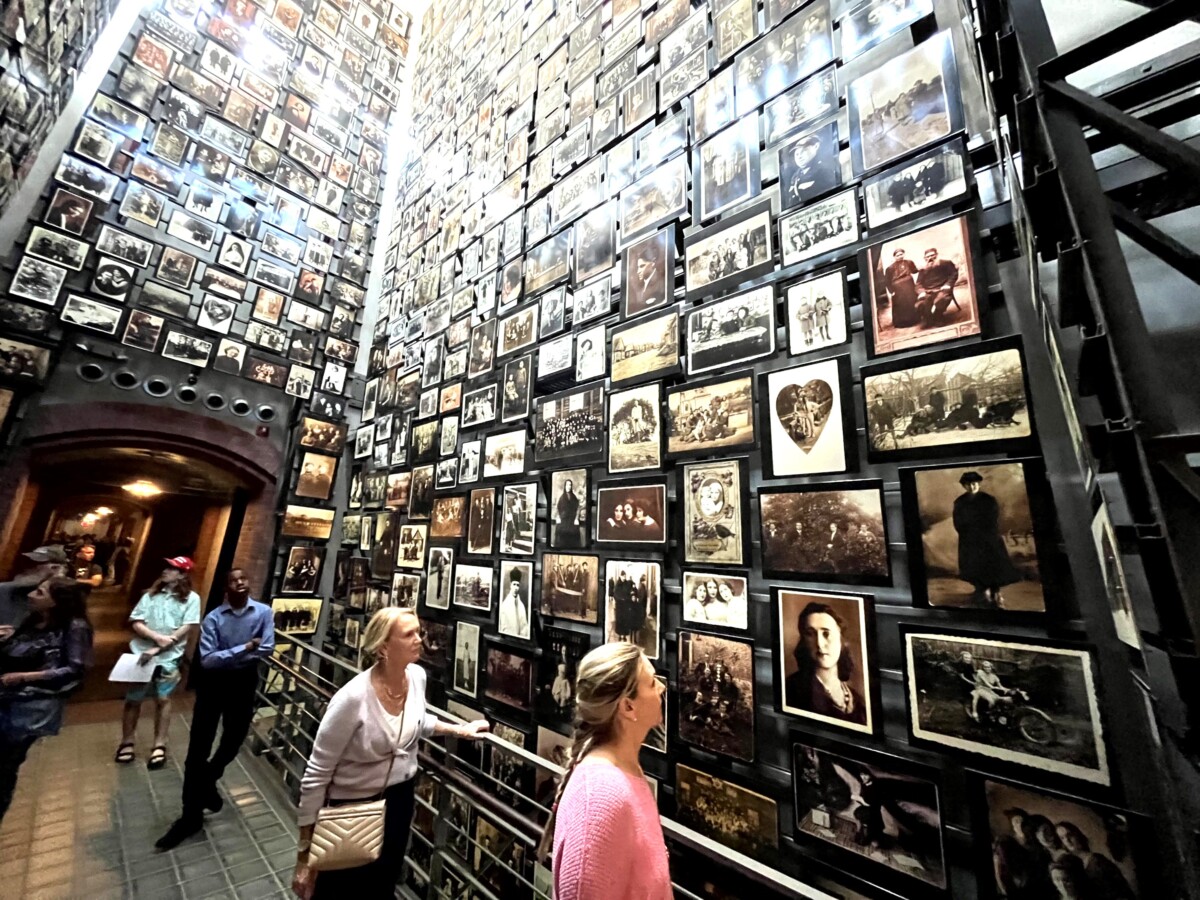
[308,704,405,872]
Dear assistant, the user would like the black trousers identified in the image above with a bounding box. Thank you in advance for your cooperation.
[0,734,36,825]
[313,779,416,900]
[181,665,259,821]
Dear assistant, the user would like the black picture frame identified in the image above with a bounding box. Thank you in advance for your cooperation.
[664,368,757,460]
[783,267,851,357]
[595,478,668,546]
[759,353,858,478]
[862,137,972,231]
[684,284,776,376]
[621,227,677,320]
[676,628,757,762]
[532,382,606,465]
[694,113,762,222]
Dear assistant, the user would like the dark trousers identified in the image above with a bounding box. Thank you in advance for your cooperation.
[313,779,416,900]
[181,665,259,821]
[0,734,36,825]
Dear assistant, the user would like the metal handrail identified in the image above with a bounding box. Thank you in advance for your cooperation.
[261,636,840,900]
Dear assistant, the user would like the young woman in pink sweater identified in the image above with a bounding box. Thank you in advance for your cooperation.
[538,642,672,900]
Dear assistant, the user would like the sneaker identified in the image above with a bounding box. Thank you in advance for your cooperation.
[155,817,203,851]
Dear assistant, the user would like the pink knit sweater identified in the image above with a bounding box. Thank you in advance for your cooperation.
[552,760,672,900]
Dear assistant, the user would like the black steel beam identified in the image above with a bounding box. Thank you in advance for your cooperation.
[1109,199,1200,286]
[1039,0,1198,82]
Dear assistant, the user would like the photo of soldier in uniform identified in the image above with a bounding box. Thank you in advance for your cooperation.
[604,560,662,659]
[760,483,890,583]
[540,553,600,624]
[902,630,1109,785]
[678,630,756,761]
[778,123,841,210]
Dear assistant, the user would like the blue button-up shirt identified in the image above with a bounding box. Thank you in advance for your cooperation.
[198,598,275,670]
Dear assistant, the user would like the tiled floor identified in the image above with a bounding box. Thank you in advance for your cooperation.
[0,708,300,899]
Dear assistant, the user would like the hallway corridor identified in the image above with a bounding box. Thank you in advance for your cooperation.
[0,708,299,899]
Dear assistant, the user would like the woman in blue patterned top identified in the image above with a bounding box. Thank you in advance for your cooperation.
[0,575,93,824]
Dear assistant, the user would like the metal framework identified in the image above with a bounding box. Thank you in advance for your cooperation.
[975,0,1200,893]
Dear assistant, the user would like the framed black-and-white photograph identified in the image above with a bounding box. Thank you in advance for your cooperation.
[619,155,688,244]
[676,765,778,858]
[498,304,539,358]
[139,281,191,319]
[682,458,747,567]
[533,383,605,464]
[862,337,1036,462]
[157,248,196,289]
[863,139,970,230]
[572,274,613,326]
[693,66,735,142]
[538,288,568,340]
[665,371,755,459]
[537,334,575,380]
[119,181,165,227]
[714,0,757,61]
[575,323,607,382]
[525,231,571,296]
[299,417,347,454]
[848,30,965,175]
[763,65,838,146]
[9,257,67,307]
[396,523,428,569]
[546,468,587,550]
[499,482,537,557]
[541,551,600,623]
[607,382,662,474]
[793,733,948,896]
[573,201,616,284]
[44,189,93,235]
[760,480,891,584]
[901,628,1110,785]
[467,318,497,380]
[774,587,878,735]
[97,225,154,267]
[461,384,497,429]
[166,210,217,250]
[683,199,773,299]
[0,337,50,382]
[785,268,850,355]
[61,295,120,334]
[431,495,466,540]
[55,155,120,202]
[596,480,667,545]
[623,228,675,320]
[536,626,591,725]
[253,259,297,294]
[281,504,335,540]
[463,487,494,555]
[735,0,833,114]
[779,188,860,266]
[281,546,323,594]
[453,621,480,697]
[122,310,164,352]
[778,122,841,210]
[0,300,52,338]
[841,0,934,60]
[678,630,755,761]
[761,355,856,477]
[196,294,236,334]
[900,459,1051,614]
[638,111,689,175]
[970,774,1149,900]
[610,305,680,387]
[660,47,708,113]
[603,559,661,659]
[685,285,776,376]
[498,560,534,640]
[483,429,527,480]
[161,331,213,366]
[25,227,88,271]
[695,114,761,222]
[485,642,537,713]
[621,68,657,132]
[863,212,983,358]
[88,94,149,140]
[682,570,749,631]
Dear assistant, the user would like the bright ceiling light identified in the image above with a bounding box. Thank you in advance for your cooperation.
[122,480,163,499]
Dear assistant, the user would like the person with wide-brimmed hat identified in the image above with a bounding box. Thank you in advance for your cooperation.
[116,556,201,768]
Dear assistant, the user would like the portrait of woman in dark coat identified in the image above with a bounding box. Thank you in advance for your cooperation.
[953,471,1022,607]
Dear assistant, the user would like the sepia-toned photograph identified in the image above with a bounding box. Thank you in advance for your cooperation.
[682,459,746,567]
[525,231,571,296]
[779,188,860,266]
[161,332,212,367]
[295,452,337,501]
[684,200,773,298]
[902,629,1109,784]
[485,644,536,713]
[536,626,591,726]
[623,228,675,320]
[281,504,335,540]
[574,201,616,284]
[547,469,587,549]
[534,384,605,464]
[864,213,982,357]
[596,482,667,544]
[454,621,480,697]
[483,429,527,479]
[61,295,120,334]
[500,483,537,556]
[779,122,841,211]
[575,322,607,382]
[620,155,688,244]
[786,269,849,355]
[666,373,755,458]
[610,306,680,386]
[776,588,876,735]
[678,630,756,761]
[793,735,947,892]
[541,551,600,624]
[270,598,321,636]
[760,482,890,583]
[974,775,1143,900]
[841,0,934,60]
[863,340,1034,460]
[696,115,761,222]
[573,274,613,326]
[763,65,838,146]
[683,571,749,631]
[848,30,963,175]
[467,318,497,379]
[864,139,970,230]
[431,495,466,540]
[603,559,662,659]
[397,523,428,569]
[902,460,1047,613]
[686,286,776,376]
[467,488,495,555]
[608,383,662,473]
[763,355,853,477]
[498,561,534,640]
[454,563,494,613]
[676,764,778,859]
[281,547,322,594]
[500,354,533,423]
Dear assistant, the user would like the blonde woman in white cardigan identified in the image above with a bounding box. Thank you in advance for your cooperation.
[292,608,488,899]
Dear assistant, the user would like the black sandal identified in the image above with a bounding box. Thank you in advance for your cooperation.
[114,742,135,764]
[147,745,167,770]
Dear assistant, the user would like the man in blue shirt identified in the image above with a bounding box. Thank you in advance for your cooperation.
[157,567,274,849]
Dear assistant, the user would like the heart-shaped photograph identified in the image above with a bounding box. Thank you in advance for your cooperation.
[775,379,834,453]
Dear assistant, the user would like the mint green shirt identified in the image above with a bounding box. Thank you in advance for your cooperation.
[129,590,201,672]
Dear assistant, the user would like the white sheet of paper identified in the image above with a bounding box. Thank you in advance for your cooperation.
[109,652,155,682]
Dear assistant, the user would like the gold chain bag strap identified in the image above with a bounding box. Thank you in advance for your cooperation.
[308,701,406,872]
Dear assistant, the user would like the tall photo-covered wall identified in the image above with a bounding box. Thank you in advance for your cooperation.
[328,0,1185,897]
[0,0,413,602]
